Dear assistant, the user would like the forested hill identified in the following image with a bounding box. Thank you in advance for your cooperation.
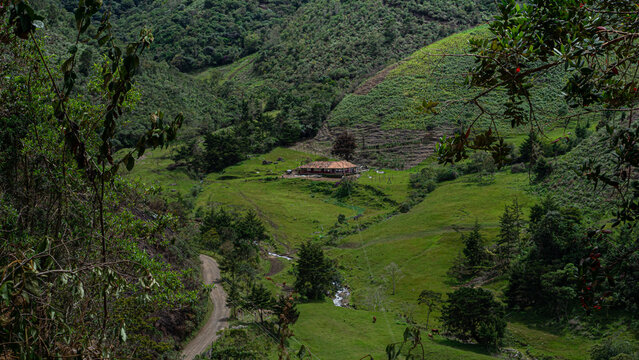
[86,0,495,74]
[38,0,496,150]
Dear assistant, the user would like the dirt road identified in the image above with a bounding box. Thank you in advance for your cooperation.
[182,255,230,360]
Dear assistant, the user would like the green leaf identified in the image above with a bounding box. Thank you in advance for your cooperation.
[98,34,110,46]
[297,345,307,359]
[0,282,11,305]
[61,57,75,74]
[75,6,86,30]
[125,155,135,171]
[120,324,127,342]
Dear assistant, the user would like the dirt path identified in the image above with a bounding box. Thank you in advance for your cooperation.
[181,255,230,360]
[353,63,399,95]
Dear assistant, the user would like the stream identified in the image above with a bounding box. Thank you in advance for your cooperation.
[332,286,350,307]
[268,252,293,261]
[268,252,350,307]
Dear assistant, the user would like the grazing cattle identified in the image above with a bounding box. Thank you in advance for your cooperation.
[427,333,433,338]
[431,329,439,334]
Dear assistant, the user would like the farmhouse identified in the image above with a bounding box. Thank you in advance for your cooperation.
[297,161,358,176]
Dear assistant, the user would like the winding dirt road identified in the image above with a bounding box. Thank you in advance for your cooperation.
[182,255,230,360]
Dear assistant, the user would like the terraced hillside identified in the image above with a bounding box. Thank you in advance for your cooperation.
[300,26,577,168]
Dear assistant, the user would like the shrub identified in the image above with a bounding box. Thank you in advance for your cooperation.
[463,151,496,175]
[510,163,526,173]
[410,167,435,189]
[590,337,639,360]
[534,157,553,181]
[399,202,411,213]
[334,179,355,198]
[436,168,458,182]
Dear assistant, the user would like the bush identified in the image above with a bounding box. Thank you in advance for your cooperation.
[510,163,526,173]
[462,151,496,175]
[590,337,639,360]
[334,179,355,198]
[410,167,435,189]
[533,157,553,181]
[436,168,458,182]
[399,202,412,213]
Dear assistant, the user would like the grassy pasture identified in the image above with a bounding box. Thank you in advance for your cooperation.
[125,146,609,359]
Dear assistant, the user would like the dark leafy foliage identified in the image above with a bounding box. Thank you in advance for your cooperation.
[203,128,245,173]
[332,131,357,161]
[293,241,339,300]
[441,287,506,348]
[1,2,202,358]
[462,221,485,269]
[505,198,586,317]
[435,0,639,311]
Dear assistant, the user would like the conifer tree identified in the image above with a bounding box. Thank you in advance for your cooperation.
[293,241,338,300]
[246,283,274,322]
[462,221,485,269]
[497,199,524,266]
[519,130,540,164]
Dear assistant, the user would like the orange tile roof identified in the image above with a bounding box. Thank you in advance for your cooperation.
[298,161,357,169]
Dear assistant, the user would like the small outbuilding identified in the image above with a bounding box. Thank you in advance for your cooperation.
[297,161,358,176]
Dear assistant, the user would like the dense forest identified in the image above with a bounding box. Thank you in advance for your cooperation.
[3,0,639,359]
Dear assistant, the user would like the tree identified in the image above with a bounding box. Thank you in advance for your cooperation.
[441,287,506,348]
[518,131,540,164]
[272,293,300,359]
[2,1,186,357]
[497,199,524,265]
[293,241,338,300]
[204,207,266,273]
[331,131,357,161]
[272,294,300,336]
[226,281,243,319]
[533,156,553,181]
[417,290,441,330]
[505,198,584,314]
[462,221,485,269]
[203,128,244,172]
[434,1,639,308]
[238,210,268,245]
[246,283,274,323]
[384,262,403,295]
[172,139,205,176]
[540,263,579,319]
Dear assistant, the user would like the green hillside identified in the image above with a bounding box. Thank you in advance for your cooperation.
[36,0,498,151]
[125,145,629,359]
[307,26,588,168]
[6,1,639,360]
[330,26,571,131]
